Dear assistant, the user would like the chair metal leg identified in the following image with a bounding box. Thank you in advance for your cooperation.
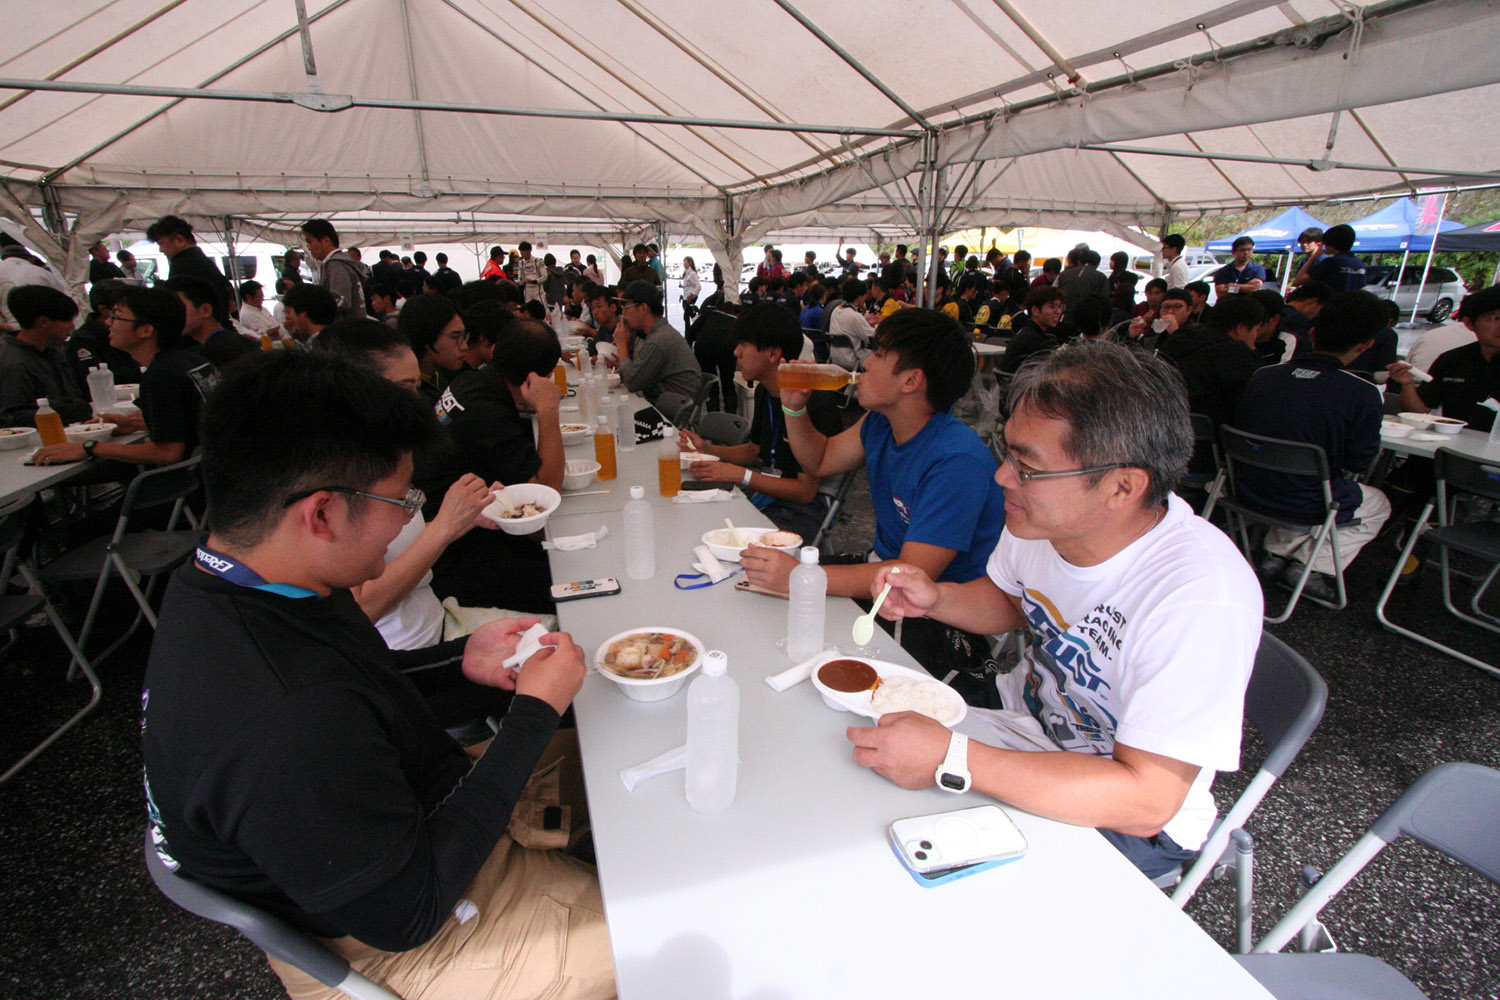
[1232,829,1254,954]
[1468,563,1500,624]
[1438,547,1500,636]
[65,552,117,682]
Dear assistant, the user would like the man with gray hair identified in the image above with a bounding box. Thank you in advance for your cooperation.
[847,340,1262,878]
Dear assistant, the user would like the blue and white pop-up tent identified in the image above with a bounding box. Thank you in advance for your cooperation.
[1206,207,1330,252]
[1346,198,1463,253]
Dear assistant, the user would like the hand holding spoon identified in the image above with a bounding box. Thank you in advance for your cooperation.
[851,582,893,646]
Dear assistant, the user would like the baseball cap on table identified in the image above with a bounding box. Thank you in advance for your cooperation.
[615,280,662,308]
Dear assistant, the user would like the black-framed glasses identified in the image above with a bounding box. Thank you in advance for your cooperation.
[282,485,426,518]
[995,444,1126,485]
[108,311,142,326]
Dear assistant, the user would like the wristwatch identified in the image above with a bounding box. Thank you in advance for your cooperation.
[82,439,97,458]
[935,732,971,794]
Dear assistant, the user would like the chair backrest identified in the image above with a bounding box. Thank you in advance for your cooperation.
[0,494,35,558]
[1370,762,1500,883]
[121,455,203,519]
[1220,426,1330,481]
[689,374,720,426]
[143,830,371,993]
[1244,634,1328,778]
[1435,448,1500,507]
[812,471,857,549]
[697,410,751,446]
[1190,412,1215,448]
[653,392,693,427]
[802,326,831,363]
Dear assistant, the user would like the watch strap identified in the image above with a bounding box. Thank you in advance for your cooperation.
[936,731,971,793]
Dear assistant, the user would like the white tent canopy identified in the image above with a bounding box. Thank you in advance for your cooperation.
[2,0,1498,291]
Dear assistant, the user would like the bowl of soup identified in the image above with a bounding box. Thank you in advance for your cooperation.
[594,627,705,701]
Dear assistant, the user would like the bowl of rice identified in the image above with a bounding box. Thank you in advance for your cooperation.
[64,422,114,443]
[481,483,561,535]
[0,427,39,450]
[594,627,705,701]
[810,654,965,727]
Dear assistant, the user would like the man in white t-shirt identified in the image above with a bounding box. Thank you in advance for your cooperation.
[850,340,1263,877]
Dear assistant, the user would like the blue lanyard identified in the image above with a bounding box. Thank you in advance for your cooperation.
[195,546,319,599]
[765,392,781,466]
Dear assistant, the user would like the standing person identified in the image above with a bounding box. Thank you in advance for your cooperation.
[404,252,431,289]
[647,244,666,283]
[680,255,701,327]
[606,281,701,404]
[280,249,305,287]
[1160,234,1190,288]
[480,246,508,282]
[0,285,90,426]
[756,245,778,280]
[582,254,604,284]
[116,249,142,282]
[839,248,863,276]
[88,241,125,284]
[32,285,217,468]
[619,244,657,286]
[172,277,258,370]
[513,242,547,305]
[145,216,235,329]
[1107,250,1139,328]
[1212,237,1268,297]
[371,250,405,286]
[431,253,463,293]
[301,218,367,322]
[851,340,1261,879]
[1292,224,1366,292]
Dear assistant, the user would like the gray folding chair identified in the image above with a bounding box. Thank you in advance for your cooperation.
[651,392,693,428]
[1375,447,1500,680]
[145,831,400,1000]
[1170,634,1328,953]
[811,472,855,552]
[1217,427,1355,623]
[1187,412,1225,517]
[0,495,101,784]
[1238,762,1500,998]
[697,410,752,447]
[39,456,202,675]
[684,374,719,430]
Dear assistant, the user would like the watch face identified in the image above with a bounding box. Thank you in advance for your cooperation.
[939,772,968,791]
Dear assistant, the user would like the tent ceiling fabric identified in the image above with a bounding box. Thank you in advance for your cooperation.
[0,0,1497,242]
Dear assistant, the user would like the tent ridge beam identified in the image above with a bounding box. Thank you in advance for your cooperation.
[1083,143,1500,180]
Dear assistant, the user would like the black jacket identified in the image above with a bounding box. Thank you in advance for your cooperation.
[1157,323,1263,429]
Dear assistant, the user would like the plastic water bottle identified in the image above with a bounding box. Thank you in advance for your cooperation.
[685,650,739,813]
[578,375,596,427]
[616,398,636,452]
[786,546,827,662]
[623,485,655,580]
[86,365,116,412]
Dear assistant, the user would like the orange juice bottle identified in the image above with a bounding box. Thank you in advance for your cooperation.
[777,363,858,392]
[553,362,569,394]
[657,428,681,496]
[260,333,276,350]
[34,398,66,446]
[594,415,617,480]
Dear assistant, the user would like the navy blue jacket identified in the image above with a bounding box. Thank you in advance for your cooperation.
[1231,354,1382,523]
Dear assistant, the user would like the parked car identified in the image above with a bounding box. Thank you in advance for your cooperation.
[1364,265,1467,322]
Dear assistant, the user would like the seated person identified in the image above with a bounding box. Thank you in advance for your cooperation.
[1157,293,1266,429]
[366,281,401,331]
[172,276,258,370]
[141,351,613,1000]
[1234,290,1392,599]
[1345,298,1400,383]
[235,280,281,341]
[853,341,1262,879]
[1132,276,1167,321]
[1281,281,1330,353]
[68,279,143,387]
[581,284,620,358]
[1390,284,1500,432]
[972,278,1018,333]
[679,303,844,541]
[1183,281,1211,325]
[742,309,1007,706]
[1,285,91,426]
[1247,289,1298,365]
[999,286,1065,375]
[607,280,701,405]
[32,286,216,468]
[1128,286,1195,352]
[826,278,873,369]
[282,282,338,346]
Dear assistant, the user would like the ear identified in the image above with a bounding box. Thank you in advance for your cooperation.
[292,490,342,543]
[1102,467,1153,512]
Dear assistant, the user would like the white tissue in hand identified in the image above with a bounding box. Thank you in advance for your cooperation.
[502,622,551,670]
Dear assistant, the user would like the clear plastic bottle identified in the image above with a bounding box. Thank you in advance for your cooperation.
[593,414,617,480]
[86,365,116,412]
[615,398,636,452]
[578,375,596,427]
[34,398,66,446]
[623,485,655,580]
[786,546,827,662]
[657,428,681,496]
[685,650,739,813]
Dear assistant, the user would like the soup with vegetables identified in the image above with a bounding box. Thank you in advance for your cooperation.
[601,632,698,679]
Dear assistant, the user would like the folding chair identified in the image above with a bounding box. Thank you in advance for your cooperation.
[0,495,101,784]
[39,455,202,675]
[811,472,855,552]
[1238,762,1500,998]
[685,374,719,430]
[697,410,752,447]
[802,326,831,364]
[1216,427,1355,624]
[1169,634,1328,953]
[1374,448,1500,680]
[1186,413,1225,517]
[145,830,400,1000]
[652,392,693,428]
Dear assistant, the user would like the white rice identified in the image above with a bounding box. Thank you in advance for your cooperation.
[871,676,959,724]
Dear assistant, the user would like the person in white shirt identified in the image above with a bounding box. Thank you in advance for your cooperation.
[680,255,701,325]
[236,280,281,340]
[849,340,1262,878]
[826,277,873,368]
[1161,233,1191,289]
[1404,320,1476,373]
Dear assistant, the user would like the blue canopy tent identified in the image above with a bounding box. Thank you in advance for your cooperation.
[1434,218,1500,288]
[1206,207,1330,252]
[1347,197,1463,252]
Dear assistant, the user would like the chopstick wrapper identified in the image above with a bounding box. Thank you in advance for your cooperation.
[765,649,836,692]
[620,745,687,791]
[671,489,732,503]
[543,524,610,551]
[692,545,733,583]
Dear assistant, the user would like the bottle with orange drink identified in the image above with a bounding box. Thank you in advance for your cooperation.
[594,415,617,481]
[553,362,569,395]
[776,363,858,392]
[33,398,66,446]
[657,427,681,497]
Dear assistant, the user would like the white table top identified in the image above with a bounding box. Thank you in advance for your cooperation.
[0,444,104,506]
[973,340,1006,356]
[1379,425,1500,462]
[544,403,1271,1000]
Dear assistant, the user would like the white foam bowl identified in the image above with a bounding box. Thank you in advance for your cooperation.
[1428,416,1466,435]
[680,451,717,468]
[700,526,802,562]
[0,427,39,450]
[114,383,140,401]
[64,423,114,443]
[562,459,600,490]
[482,483,561,535]
[560,423,592,446]
[1380,424,1413,438]
[594,627,705,702]
[1398,412,1435,430]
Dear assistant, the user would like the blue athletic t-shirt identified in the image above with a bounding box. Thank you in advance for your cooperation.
[860,410,1006,582]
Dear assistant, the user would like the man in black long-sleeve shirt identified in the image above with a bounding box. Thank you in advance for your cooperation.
[141,352,613,1000]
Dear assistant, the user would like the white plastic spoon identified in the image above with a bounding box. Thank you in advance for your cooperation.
[851,582,892,646]
[724,517,743,547]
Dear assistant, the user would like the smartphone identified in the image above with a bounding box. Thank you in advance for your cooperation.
[549,577,621,602]
[889,804,1027,879]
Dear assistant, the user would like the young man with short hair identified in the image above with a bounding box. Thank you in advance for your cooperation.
[1157,293,1265,429]
[1000,286,1065,375]
[301,218,367,322]
[172,276,258,370]
[281,283,339,345]
[1293,223,1366,292]
[853,340,1261,878]
[1160,233,1190,288]
[1213,236,1267,297]
[1390,284,1500,432]
[431,253,463,293]
[0,284,90,425]
[147,215,235,327]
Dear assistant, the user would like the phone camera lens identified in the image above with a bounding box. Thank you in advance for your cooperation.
[914,850,927,861]
[919,840,932,850]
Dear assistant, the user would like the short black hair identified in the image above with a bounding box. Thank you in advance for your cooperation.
[733,302,803,359]
[867,307,974,412]
[282,283,338,326]
[145,215,194,243]
[1070,296,1110,339]
[397,293,459,357]
[493,318,561,386]
[1321,224,1356,253]
[1298,227,1324,244]
[1311,290,1385,355]
[1287,281,1332,305]
[1185,280,1210,299]
[840,277,864,302]
[452,280,505,311]
[517,241,532,253]
[117,285,186,350]
[1041,257,1062,274]
[201,352,440,546]
[315,318,412,368]
[1204,294,1265,335]
[464,300,513,350]
[1024,285,1065,310]
[1231,236,1255,251]
[299,218,339,246]
[1110,251,1128,269]
[1161,234,1186,251]
[1249,288,1284,319]
[366,281,399,310]
[1013,250,1031,264]
[1162,288,1193,307]
[1144,277,1168,294]
[239,280,264,304]
[89,278,128,315]
[435,252,448,266]
[412,251,427,265]
[7,285,78,328]
[169,275,224,317]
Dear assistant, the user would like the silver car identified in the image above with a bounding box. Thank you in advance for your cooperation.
[1365,265,1467,323]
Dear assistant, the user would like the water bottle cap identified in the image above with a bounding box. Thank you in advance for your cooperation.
[799,546,820,564]
[703,650,727,676]
[597,415,608,427]
[629,485,644,499]
[35,397,47,408]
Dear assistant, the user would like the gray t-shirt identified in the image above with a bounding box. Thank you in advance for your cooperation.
[618,316,702,403]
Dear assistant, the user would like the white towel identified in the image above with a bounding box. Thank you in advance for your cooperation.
[543,524,610,550]
[691,544,732,583]
[671,489,731,503]
[501,622,553,670]
[620,745,687,791]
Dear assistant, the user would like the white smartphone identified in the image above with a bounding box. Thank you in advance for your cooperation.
[549,577,621,602]
[889,804,1027,876]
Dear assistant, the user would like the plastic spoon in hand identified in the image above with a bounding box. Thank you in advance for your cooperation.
[852,582,892,646]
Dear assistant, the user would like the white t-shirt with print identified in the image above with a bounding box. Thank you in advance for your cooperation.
[984,493,1263,849]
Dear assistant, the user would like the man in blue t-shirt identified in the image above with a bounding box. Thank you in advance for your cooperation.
[1211,236,1268,298]
[741,308,1007,704]
[1293,223,1367,292]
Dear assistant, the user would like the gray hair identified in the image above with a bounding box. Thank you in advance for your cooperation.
[1006,340,1192,507]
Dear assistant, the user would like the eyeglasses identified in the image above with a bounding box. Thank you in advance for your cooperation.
[440,327,468,343]
[108,312,142,326]
[995,444,1126,485]
[282,485,426,518]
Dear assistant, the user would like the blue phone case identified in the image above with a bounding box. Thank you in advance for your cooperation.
[890,841,1021,888]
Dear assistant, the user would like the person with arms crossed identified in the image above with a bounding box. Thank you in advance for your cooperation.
[1212,236,1267,297]
[852,341,1261,877]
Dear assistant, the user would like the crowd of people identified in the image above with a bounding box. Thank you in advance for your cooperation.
[0,214,1495,1000]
